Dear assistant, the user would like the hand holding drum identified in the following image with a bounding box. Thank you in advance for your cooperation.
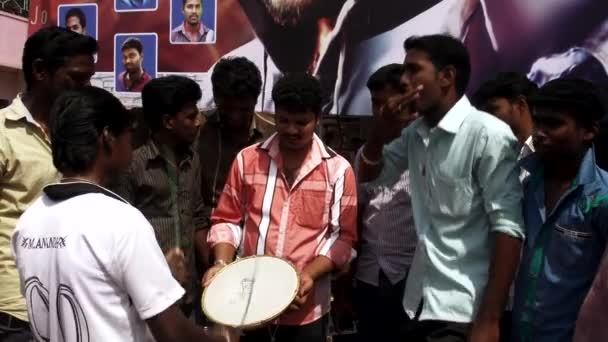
[201,256,300,329]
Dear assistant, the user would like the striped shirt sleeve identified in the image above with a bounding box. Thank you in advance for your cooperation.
[207,153,244,249]
[318,165,358,269]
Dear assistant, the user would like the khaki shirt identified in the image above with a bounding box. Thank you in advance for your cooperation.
[0,96,59,321]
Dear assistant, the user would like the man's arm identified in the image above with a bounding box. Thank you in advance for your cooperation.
[357,87,420,182]
[147,305,236,342]
[203,154,246,285]
[473,234,522,328]
[470,129,525,342]
[192,154,212,270]
[113,210,234,342]
[317,166,358,271]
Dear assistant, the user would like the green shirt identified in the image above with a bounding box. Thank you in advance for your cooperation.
[372,96,525,322]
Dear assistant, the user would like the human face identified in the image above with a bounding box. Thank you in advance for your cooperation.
[183,0,202,26]
[262,0,342,26]
[532,107,597,164]
[104,126,134,178]
[216,97,256,131]
[122,48,142,74]
[403,49,447,117]
[276,108,318,151]
[66,16,85,35]
[46,54,95,98]
[484,97,517,128]
[371,85,407,140]
[165,102,202,146]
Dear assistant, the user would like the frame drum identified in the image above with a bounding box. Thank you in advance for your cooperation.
[202,256,300,329]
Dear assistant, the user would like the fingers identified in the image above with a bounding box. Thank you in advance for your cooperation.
[380,85,423,120]
[202,265,221,288]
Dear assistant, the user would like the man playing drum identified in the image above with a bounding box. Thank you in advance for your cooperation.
[203,73,358,342]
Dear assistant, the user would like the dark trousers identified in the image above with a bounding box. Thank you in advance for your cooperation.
[241,315,328,342]
[0,314,31,342]
[355,271,409,342]
[402,320,471,342]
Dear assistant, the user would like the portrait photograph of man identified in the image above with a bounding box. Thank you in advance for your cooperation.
[115,0,158,12]
[170,0,216,44]
[58,4,97,39]
[114,33,157,93]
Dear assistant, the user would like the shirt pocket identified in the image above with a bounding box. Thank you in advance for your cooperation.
[549,220,596,276]
[295,190,329,229]
[429,169,474,217]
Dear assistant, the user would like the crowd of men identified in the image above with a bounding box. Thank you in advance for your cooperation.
[1,25,608,342]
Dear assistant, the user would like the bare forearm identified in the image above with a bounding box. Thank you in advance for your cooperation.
[213,242,236,264]
[148,305,226,342]
[478,233,522,320]
[303,256,335,281]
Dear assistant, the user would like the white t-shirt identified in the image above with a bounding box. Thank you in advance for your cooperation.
[11,182,185,342]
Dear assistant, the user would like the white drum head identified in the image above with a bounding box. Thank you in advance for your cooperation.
[202,256,300,328]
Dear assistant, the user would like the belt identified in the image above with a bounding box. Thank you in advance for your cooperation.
[0,312,29,330]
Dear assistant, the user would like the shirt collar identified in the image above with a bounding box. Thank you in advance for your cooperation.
[258,132,333,161]
[4,94,39,126]
[179,22,208,36]
[436,96,473,134]
[141,138,193,163]
[44,181,128,204]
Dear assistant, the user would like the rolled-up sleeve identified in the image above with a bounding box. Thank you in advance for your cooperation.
[318,166,358,269]
[476,129,525,239]
[207,153,244,249]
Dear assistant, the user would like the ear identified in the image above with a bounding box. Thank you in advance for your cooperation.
[102,127,114,152]
[162,114,175,130]
[513,95,529,116]
[31,58,49,83]
[583,121,600,144]
[438,65,456,89]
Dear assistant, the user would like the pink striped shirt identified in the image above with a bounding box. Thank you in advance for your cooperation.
[208,133,358,325]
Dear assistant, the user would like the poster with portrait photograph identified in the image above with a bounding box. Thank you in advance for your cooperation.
[114,33,157,93]
[170,0,216,44]
[29,0,608,115]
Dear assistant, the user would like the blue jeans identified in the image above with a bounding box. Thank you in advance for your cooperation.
[0,316,32,342]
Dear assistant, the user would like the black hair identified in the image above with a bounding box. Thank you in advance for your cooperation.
[49,86,132,174]
[272,73,322,114]
[367,64,406,93]
[141,75,202,131]
[531,78,606,128]
[404,34,471,96]
[121,37,143,54]
[22,26,98,90]
[182,0,200,7]
[472,72,538,107]
[65,7,86,28]
[211,57,262,102]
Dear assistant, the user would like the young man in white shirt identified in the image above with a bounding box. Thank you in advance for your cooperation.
[11,86,235,342]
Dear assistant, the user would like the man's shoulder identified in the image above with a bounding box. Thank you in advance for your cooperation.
[463,108,517,148]
[239,142,265,160]
[465,108,513,135]
[171,23,183,33]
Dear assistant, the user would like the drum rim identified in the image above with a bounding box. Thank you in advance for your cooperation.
[201,255,300,329]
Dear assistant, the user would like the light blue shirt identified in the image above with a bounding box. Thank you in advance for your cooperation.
[372,96,525,323]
